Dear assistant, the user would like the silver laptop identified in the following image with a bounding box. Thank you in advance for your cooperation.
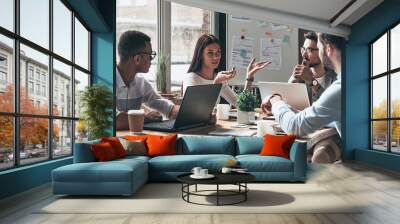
[258,82,310,111]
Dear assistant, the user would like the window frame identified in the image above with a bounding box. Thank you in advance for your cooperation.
[0,0,92,171]
[370,19,400,154]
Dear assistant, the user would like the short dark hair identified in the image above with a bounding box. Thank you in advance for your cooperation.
[304,31,317,42]
[318,33,346,51]
[118,30,151,63]
[187,34,220,73]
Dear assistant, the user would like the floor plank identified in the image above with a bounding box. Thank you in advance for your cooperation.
[1,161,400,224]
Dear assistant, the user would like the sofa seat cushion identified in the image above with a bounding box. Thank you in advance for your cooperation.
[53,159,147,183]
[236,155,293,172]
[149,154,235,172]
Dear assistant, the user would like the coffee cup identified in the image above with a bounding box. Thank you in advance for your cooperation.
[199,169,208,176]
[216,104,230,120]
[128,109,145,133]
[257,120,271,137]
[191,167,202,176]
[221,167,232,174]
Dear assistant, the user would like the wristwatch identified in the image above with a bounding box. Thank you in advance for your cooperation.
[246,76,254,82]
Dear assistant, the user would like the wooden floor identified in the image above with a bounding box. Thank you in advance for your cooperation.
[1,162,400,224]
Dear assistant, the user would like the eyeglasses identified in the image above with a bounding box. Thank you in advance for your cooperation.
[206,51,222,58]
[136,51,157,61]
[300,47,319,54]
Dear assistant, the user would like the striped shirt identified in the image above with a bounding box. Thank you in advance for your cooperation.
[116,69,174,117]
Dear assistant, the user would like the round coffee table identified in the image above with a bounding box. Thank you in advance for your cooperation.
[177,173,255,206]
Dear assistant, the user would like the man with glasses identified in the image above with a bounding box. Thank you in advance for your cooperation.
[288,32,337,103]
[116,30,179,130]
[262,33,345,163]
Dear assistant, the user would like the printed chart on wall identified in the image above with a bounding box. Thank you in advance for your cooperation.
[260,37,282,70]
[231,35,254,69]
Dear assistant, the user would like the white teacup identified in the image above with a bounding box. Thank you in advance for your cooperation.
[216,104,230,120]
[199,169,208,176]
[191,167,202,176]
[221,167,232,174]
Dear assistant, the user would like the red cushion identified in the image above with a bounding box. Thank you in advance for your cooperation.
[146,134,177,157]
[91,142,118,161]
[101,137,126,158]
[259,134,296,159]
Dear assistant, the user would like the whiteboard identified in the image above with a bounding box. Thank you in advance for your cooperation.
[227,15,299,85]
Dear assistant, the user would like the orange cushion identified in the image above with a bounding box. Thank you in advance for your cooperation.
[124,135,148,141]
[91,142,118,161]
[101,137,126,158]
[146,134,177,157]
[259,134,296,159]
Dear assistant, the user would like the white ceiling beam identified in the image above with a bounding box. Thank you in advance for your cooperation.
[167,0,351,37]
[330,0,368,27]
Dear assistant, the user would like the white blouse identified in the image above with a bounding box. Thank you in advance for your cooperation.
[183,72,237,106]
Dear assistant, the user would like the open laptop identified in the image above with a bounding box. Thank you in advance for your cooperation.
[143,84,222,132]
[258,81,310,111]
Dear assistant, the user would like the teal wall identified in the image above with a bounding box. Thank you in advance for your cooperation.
[346,0,400,170]
[0,0,115,200]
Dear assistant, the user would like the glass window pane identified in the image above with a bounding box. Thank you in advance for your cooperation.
[53,119,72,158]
[391,24,400,70]
[75,120,88,143]
[372,77,387,119]
[20,44,49,115]
[20,117,49,165]
[53,0,72,60]
[20,0,49,49]
[53,59,72,117]
[170,3,210,92]
[0,116,14,170]
[74,69,89,118]
[75,18,89,70]
[0,0,14,31]
[0,35,14,113]
[116,0,157,83]
[372,33,387,76]
[391,72,400,118]
[392,120,400,153]
[372,121,388,151]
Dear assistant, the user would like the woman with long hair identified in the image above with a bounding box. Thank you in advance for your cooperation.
[184,34,270,106]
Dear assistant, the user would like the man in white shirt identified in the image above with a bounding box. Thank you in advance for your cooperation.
[116,30,179,130]
[262,33,345,163]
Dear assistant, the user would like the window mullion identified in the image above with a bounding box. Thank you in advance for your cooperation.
[158,0,171,93]
[14,0,21,166]
[49,0,54,159]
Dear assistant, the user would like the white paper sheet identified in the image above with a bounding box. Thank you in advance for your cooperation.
[260,38,282,70]
[231,35,254,69]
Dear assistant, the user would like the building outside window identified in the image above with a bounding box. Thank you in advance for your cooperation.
[0,0,91,170]
[370,23,400,153]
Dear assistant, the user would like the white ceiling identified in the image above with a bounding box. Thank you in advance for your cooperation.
[170,0,384,37]
[224,0,352,23]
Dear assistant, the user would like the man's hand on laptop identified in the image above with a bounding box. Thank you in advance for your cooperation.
[261,94,283,115]
[168,105,180,119]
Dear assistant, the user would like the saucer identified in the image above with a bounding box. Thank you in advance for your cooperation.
[190,174,215,179]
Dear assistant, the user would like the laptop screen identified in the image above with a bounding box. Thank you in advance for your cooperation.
[173,84,222,129]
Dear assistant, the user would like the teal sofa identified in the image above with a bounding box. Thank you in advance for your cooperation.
[52,135,307,196]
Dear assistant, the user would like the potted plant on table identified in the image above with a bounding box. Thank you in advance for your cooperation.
[79,84,113,140]
[236,90,258,124]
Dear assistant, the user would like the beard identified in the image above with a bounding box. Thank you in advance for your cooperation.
[321,50,334,71]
